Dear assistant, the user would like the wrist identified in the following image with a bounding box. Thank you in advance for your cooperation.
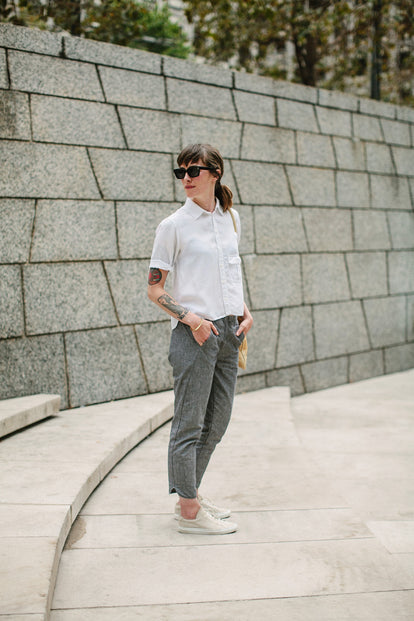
[182,312,202,330]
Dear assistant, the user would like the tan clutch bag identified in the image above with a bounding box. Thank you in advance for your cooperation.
[229,209,247,370]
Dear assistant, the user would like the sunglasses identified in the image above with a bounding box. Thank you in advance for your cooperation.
[173,165,215,179]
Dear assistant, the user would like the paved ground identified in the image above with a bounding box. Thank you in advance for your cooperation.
[50,371,414,620]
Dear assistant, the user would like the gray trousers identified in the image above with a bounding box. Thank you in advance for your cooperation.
[168,315,243,498]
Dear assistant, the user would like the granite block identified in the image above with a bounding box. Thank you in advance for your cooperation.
[302,208,353,251]
[287,167,335,207]
[346,252,388,298]
[180,115,242,159]
[316,107,352,137]
[353,210,391,250]
[24,263,117,334]
[277,99,318,132]
[135,322,173,392]
[241,125,295,164]
[0,23,62,55]
[380,119,411,146]
[117,202,178,259]
[64,35,161,73]
[99,66,165,109]
[359,97,396,119]
[235,373,267,393]
[254,206,307,254]
[9,50,103,100]
[392,147,414,177]
[163,56,232,87]
[387,212,414,249]
[302,254,350,304]
[388,251,414,294]
[266,366,304,396]
[352,114,383,141]
[167,78,236,120]
[301,356,348,393]
[31,95,125,148]
[396,106,414,123]
[243,254,301,309]
[234,90,275,125]
[384,343,414,374]
[370,175,412,210]
[119,107,179,152]
[407,295,414,341]
[236,205,255,255]
[0,199,35,263]
[349,350,384,383]
[0,265,24,338]
[235,72,317,103]
[30,200,117,262]
[296,132,335,168]
[0,90,31,139]
[238,309,279,374]
[231,161,291,205]
[276,306,314,367]
[0,141,100,198]
[337,171,370,208]
[333,137,365,171]
[0,49,7,88]
[318,89,358,111]
[314,301,370,358]
[89,149,173,201]
[366,143,395,174]
[104,260,166,324]
[0,334,67,407]
[65,327,147,407]
[274,81,318,103]
[363,296,406,347]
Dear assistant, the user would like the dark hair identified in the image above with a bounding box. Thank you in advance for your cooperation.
[177,143,233,211]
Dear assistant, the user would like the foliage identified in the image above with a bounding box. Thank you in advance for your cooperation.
[83,0,190,57]
[183,0,414,105]
[0,0,191,59]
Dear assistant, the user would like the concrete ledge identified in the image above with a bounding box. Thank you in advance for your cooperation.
[0,390,174,619]
[0,393,60,439]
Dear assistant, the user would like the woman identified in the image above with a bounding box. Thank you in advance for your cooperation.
[147,143,253,535]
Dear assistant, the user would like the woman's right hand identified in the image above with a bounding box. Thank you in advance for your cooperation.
[191,319,219,346]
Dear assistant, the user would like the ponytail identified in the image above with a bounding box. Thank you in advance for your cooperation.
[215,179,233,212]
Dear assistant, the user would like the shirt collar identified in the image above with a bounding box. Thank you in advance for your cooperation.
[183,198,223,219]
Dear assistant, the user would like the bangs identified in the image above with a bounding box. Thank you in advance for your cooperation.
[177,144,210,167]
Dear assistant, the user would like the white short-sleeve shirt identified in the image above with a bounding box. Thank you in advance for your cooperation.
[150,198,245,328]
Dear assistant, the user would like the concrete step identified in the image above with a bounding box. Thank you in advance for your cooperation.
[0,393,61,439]
[0,390,174,620]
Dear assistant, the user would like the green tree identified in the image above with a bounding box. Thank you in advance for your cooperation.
[183,0,414,105]
[83,0,190,57]
[1,0,191,59]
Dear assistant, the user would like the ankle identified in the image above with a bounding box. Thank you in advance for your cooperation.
[179,497,201,520]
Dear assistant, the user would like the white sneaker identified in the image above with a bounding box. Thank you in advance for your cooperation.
[174,495,231,520]
[199,494,231,519]
[178,507,238,535]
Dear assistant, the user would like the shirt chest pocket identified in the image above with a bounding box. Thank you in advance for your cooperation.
[226,255,242,283]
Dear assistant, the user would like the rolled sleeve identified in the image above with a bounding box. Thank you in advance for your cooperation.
[149,218,177,272]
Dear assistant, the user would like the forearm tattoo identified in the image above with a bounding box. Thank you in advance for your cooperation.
[148,268,162,285]
[157,293,189,320]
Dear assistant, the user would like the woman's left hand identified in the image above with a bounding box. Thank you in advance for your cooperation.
[236,304,253,337]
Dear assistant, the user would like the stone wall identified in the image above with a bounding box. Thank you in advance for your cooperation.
[1,24,413,409]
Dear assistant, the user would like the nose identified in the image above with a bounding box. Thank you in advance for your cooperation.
[183,171,192,181]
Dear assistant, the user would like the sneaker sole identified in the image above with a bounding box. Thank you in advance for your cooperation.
[178,525,237,535]
[174,512,231,521]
